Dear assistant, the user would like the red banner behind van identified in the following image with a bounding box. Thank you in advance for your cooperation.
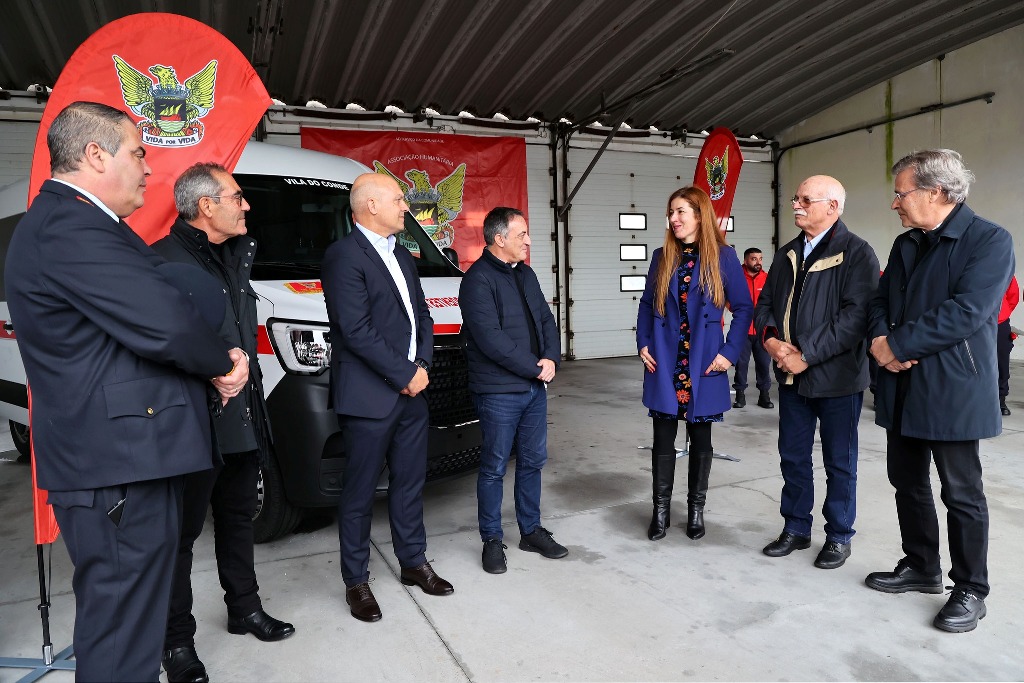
[301,128,528,270]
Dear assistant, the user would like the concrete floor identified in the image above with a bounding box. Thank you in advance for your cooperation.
[1,357,1022,682]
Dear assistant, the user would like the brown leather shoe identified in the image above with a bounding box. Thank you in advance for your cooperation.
[345,582,382,622]
[400,561,454,596]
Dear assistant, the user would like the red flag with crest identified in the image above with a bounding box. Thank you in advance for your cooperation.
[25,12,271,544]
[692,127,744,229]
[27,12,272,244]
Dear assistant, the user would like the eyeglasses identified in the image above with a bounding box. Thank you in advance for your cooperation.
[893,187,925,202]
[205,191,244,206]
[791,195,831,206]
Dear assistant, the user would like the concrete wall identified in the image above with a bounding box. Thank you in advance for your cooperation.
[777,23,1024,356]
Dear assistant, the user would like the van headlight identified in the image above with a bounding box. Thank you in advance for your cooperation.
[267,318,331,375]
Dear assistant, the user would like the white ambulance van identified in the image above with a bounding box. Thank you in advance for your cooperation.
[0,141,481,542]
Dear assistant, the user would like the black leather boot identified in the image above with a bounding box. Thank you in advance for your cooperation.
[686,450,713,539]
[647,452,676,540]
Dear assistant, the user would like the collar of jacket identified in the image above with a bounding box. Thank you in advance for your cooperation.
[782,218,851,259]
[479,246,522,274]
[169,216,257,260]
[913,201,973,242]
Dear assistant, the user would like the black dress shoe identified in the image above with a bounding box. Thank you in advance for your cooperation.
[814,540,851,569]
[400,561,454,596]
[762,531,811,557]
[1001,399,1011,416]
[757,390,774,409]
[733,390,746,408]
[346,582,382,622]
[162,645,208,683]
[864,558,943,594]
[227,608,295,641]
[934,589,987,633]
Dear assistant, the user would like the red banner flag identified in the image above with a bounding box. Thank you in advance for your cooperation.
[27,387,59,545]
[24,13,271,544]
[27,12,272,245]
[300,128,528,270]
[692,127,744,229]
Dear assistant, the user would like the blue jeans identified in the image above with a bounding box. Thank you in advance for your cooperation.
[473,383,549,541]
[777,385,862,543]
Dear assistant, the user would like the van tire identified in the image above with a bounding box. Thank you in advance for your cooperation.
[253,454,302,544]
[10,420,30,459]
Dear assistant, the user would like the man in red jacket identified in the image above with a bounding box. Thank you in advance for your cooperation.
[732,247,774,408]
[997,275,1019,415]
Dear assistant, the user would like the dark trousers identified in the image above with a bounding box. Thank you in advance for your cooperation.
[885,431,989,597]
[49,477,183,682]
[777,385,861,543]
[733,334,772,393]
[997,319,1013,398]
[337,394,428,586]
[166,451,262,649]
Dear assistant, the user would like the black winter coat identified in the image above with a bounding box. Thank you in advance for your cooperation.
[755,219,880,398]
[459,249,560,393]
[869,203,1015,440]
[152,219,270,454]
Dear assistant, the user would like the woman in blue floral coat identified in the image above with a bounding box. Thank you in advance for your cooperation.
[637,186,753,541]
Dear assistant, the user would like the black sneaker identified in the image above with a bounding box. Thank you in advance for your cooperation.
[519,526,568,559]
[482,538,507,574]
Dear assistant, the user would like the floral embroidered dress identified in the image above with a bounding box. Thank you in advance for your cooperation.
[649,243,724,423]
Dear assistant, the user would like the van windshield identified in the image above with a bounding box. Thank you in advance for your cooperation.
[237,174,462,281]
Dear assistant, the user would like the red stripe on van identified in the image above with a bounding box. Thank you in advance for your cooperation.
[433,323,462,335]
[257,325,273,355]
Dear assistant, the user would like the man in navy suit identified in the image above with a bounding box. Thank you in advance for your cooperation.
[5,101,249,682]
[322,173,454,623]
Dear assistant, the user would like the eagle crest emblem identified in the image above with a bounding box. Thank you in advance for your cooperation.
[112,55,217,147]
[704,147,728,201]
[372,161,467,250]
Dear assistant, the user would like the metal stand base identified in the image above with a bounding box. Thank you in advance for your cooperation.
[637,445,741,462]
[0,645,76,682]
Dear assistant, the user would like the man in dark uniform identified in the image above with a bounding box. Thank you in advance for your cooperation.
[153,163,294,682]
[5,101,248,682]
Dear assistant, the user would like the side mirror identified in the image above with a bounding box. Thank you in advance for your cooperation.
[442,247,459,266]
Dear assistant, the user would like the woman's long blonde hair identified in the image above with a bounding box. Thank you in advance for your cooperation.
[654,186,727,315]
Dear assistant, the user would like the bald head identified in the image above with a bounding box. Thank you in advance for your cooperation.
[792,175,845,238]
[351,173,409,237]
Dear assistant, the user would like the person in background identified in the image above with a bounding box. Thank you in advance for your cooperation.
[154,163,294,683]
[865,149,1014,633]
[997,275,1019,415]
[637,186,753,542]
[732,247,773,409]
[755,175,879,571]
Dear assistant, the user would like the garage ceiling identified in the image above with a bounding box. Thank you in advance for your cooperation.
[1,0,1022,138]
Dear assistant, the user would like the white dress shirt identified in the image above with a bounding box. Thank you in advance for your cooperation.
[355,223,417,361]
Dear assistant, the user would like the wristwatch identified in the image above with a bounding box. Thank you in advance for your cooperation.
[800,352,807,363]
[414,358,430,371]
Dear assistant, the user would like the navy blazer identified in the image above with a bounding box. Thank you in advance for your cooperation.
[322,227,433,419]
[4,180,234,491]
[636,244,752,419]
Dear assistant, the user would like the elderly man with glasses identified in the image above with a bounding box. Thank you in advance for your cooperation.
[754,175,879,571]
[865,149,1014,633]
[153,162,294,683]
